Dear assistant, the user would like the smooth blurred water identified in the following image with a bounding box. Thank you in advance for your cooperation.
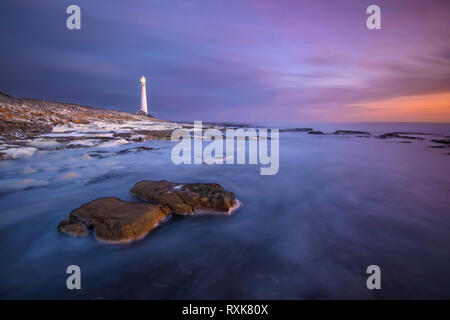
[0,123,449,299]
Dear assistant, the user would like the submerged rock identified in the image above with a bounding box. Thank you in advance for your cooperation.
[58,197,170,243]
[378,132,424,140]
[58,218,88,237]
[333,130,370,135]
[431,139,450,146]
[87,146,157,159]
[279,128,313,133]
[130,180,237,215]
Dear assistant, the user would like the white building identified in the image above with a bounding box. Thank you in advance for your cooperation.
[140,75,148,115]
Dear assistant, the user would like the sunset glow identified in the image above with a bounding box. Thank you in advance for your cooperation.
[1,0,449,122]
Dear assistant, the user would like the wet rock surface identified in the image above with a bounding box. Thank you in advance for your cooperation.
[57,218,88,237]
[58,181,238,243]
[113,130,173,140]
[378,132,425,140]
[131,180,237,215]
[58,197,170,243]
[87,146,157,159]
[334,130,370,136]
[431,139,450,145]
[279,128,313,132]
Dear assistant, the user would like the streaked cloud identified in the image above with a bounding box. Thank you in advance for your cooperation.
[0,0,449,122]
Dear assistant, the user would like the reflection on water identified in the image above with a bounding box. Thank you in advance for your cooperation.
[0,123,449,299]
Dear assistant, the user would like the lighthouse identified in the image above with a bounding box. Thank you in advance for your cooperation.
[140,75,148,115]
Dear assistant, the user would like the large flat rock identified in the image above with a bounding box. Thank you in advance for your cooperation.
[58,197,170,243]
[130,180,237,215]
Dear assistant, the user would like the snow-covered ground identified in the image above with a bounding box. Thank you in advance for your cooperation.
[0,119,184,159]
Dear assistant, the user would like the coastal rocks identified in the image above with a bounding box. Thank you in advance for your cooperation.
[87,146,157,159]
[0,91,179,156]
[57,218,88,237]
[130,180,237,215]
[113,130,173,141]
[0,92,143,133]
[58,197,170,243]
[378,132,424,140]
[308,130,324,135]
[431,139,450,146]
[333,130,370,136]
[279,128,313,133]
[58,181,238,243]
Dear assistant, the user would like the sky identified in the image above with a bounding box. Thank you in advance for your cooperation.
[0,0,449,122]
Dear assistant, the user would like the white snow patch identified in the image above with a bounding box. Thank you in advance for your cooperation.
[130,134,147,141]
[48,120,181,137]
[97,138,129,148]
[28,138,61,148]
[0,144,16,150]
[1,147,37,159]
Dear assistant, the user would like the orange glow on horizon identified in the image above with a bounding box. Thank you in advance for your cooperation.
[346,92,450,122]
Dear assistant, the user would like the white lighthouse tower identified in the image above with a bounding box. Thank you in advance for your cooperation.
[140,75,148,115]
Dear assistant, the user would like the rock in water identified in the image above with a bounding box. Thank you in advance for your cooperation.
[308,130,324,135]
[333,130,370,135]
[130,180,237,215]
[58,197,170,243]
[58,218,88,237]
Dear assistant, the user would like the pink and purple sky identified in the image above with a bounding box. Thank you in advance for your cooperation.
[1,0,449,122]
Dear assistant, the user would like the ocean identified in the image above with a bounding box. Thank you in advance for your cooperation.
[0,122,449,299]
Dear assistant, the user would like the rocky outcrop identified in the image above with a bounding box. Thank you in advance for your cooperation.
[378,132,424,140]
[130,180,237,215]
[58,218,88,237]
[431,139,450,145]
[0,92,150,135]
[308,130,324,135]
[279,128,313,132]
[87,146,157,159]
[0,91,178,157]
[334,130,370,136]
[113,130,173,141]
[58,181,238,243]
[58,197,170,243]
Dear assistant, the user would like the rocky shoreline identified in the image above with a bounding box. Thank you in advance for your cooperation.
[1,92,449,160]
[58,180,239,243]
[0,92,186,159]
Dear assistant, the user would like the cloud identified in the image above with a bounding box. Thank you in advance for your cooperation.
[0,0,449,122]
